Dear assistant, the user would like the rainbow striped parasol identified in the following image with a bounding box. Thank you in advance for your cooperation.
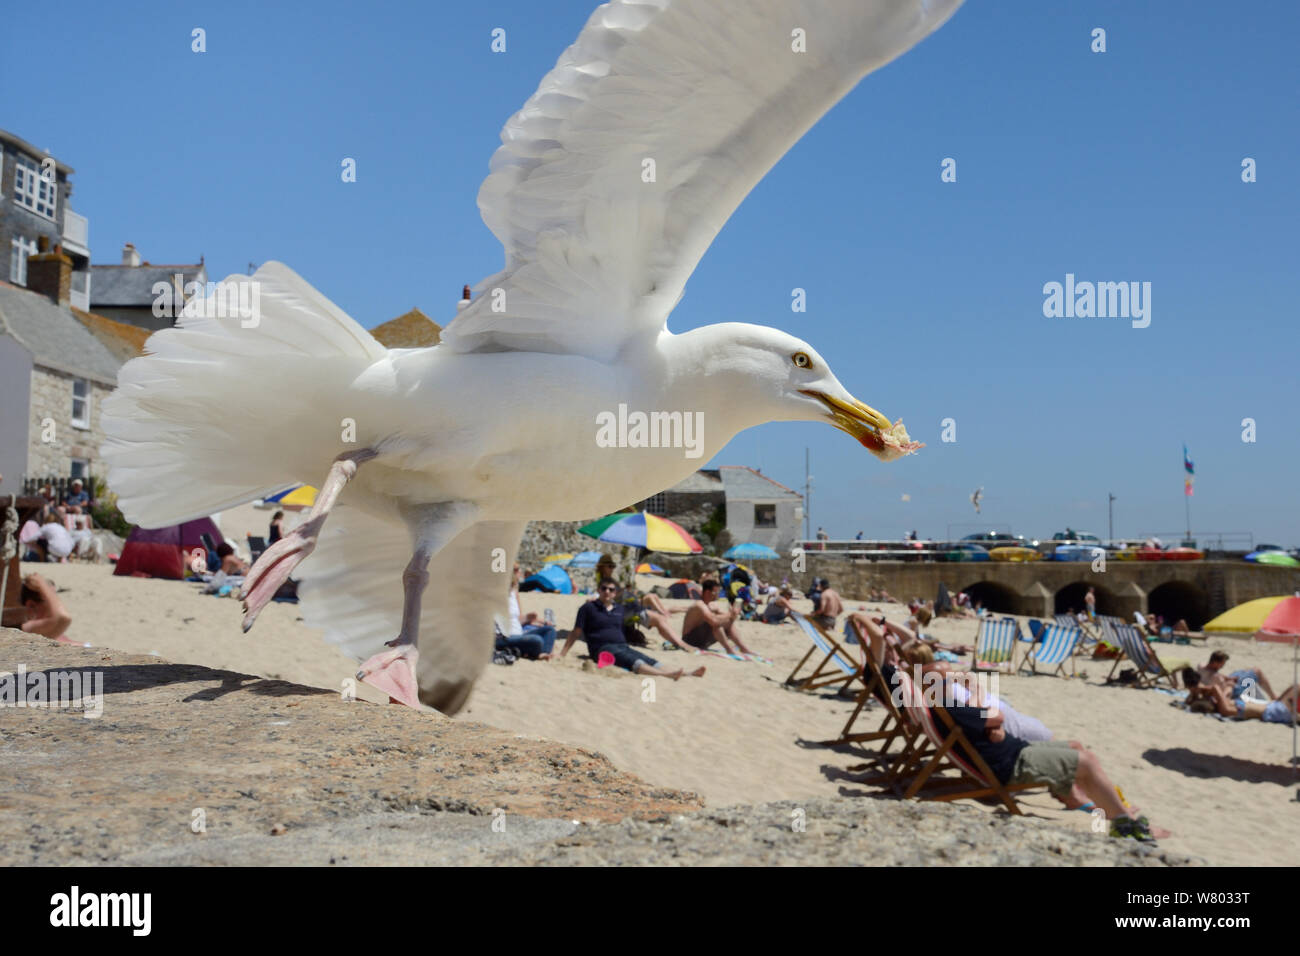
[578,512,702,554]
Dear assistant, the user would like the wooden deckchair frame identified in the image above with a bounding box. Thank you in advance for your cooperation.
[887,671,1041,813]
[1103,619,1180,689]
[784,612,862,693]
[819,618,912,763]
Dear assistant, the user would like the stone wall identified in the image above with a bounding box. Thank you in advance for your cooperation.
[26,366,110,481]
[517,520,639,592]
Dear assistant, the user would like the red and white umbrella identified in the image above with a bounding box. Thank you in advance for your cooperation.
[1255,595,1300,772]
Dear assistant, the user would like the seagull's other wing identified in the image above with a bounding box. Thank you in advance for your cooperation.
[300,506,526,715]
[441,0,963,360]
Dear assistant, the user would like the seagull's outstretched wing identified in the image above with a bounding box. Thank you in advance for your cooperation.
[441,0,963,360]
[300,506,527,715]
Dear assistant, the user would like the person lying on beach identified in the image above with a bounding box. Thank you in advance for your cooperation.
[811,579,843,630]
[19,574,73,642]
[499,564,556,660]
[677,580,754,655]
[23,517,75,563]
[877,648,1170,842]
[1182,669,1298,724]
[848,610,972,661]
[762,587,796,625]
[215,542,249,576]
[557,578,706,679]
[1197,650,1276,700]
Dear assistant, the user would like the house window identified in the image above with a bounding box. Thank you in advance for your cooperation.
[71,378,90,428]
[10,236,37,284]
[13,155,58,219]
[754,504,777,528]
[644,492,666,515]
[70,458,89,480]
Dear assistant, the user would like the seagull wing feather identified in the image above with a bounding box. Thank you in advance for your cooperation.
[441,0,963,360]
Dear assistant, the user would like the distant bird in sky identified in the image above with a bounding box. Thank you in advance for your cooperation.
[102,0,955,714]
[970,487,984,514]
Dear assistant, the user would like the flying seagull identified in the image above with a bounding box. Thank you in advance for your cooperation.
[102,0,957,714]
[970,486,983,514]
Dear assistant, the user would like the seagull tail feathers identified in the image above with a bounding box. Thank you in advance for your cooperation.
[101,262,388,528]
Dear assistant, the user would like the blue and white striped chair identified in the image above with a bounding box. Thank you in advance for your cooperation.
[785,612,861,692]
[971,616,1020,672]
[1102,619,1181,689]
[1024,622,1083,677]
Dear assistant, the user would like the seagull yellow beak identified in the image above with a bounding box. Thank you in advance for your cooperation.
[799,390,922,462]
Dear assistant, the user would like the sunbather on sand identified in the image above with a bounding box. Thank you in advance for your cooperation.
[1182,669,1298,724]
[761,587,796,624]
[1197,650,1276,700]
[19,574,74,643]
[557,578,705,679]
[676,580,753,655]
[215,542,249,576]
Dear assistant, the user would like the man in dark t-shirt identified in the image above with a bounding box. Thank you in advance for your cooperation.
[557,578,706,680]
[880,661,1168,842]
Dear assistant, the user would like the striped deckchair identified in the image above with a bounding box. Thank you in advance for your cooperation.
[784,612,862,692]
[1024,621,1082,677]
[887,670,1041,813]
[819,618,913,761]
[1102,619,1180,689]
[971,616,1020,672]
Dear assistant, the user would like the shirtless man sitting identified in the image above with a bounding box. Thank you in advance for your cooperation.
[1197,650,1277,701]
[811,578,843,631]
[677,580,753,655]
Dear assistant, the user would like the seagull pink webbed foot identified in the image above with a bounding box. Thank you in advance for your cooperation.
[239,523,319,632]
[356,641,421,709]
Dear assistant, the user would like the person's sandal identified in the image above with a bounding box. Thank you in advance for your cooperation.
[1109,816,1158,843]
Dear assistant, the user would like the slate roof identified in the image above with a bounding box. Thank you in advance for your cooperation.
[90,263,206,307]
[720,465,802,499]
[663,469,723,494]
[369,308,442,348]
[0,282,123,385]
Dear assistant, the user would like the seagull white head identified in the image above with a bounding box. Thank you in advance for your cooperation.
[669,323,922,462]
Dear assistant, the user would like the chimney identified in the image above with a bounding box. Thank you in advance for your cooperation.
[26,236,72,307]
[456,284,471,312]
[122,242,140,266]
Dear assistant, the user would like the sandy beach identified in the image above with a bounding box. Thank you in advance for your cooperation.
[13,560,1298,866]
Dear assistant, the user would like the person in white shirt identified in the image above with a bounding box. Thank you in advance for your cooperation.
[496,564,558,659]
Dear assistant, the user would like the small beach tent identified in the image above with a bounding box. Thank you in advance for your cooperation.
[520,564,573,594]
[114,518,224,579]
[1203,596,1291,634]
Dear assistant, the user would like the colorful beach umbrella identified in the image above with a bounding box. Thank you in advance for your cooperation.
[578,511,702,554]
[567,551,604,567]
[636,562,667,575]
[723,542,780,560]
[1254,596,1300,771]
[1203,596,1292,633]
[541,552,574,566]
[264,485,317,509]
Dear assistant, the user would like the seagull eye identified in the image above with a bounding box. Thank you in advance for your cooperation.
[792,352,812,369]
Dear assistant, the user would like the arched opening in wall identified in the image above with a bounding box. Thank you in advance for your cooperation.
[962,581,1020,615]
[1148,581,1210,630]
[1054,581,1118,617]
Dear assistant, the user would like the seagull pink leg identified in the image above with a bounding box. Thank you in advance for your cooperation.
[240,448,376,632]
[354,501,478,711]
[355,547,431,709]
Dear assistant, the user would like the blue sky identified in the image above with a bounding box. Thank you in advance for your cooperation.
[5,1,1296,545]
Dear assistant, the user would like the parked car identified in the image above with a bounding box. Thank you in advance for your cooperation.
[1051,530,1101,544]
[961,532,1028,549]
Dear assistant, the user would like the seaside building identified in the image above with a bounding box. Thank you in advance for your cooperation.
[635,466,803,554]
[0,128,91,310]
[0,241,142,496]
[89,243,207,332]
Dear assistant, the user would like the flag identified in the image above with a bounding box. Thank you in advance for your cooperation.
[1183,444,1194,475]
[1185,478,1194,497]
